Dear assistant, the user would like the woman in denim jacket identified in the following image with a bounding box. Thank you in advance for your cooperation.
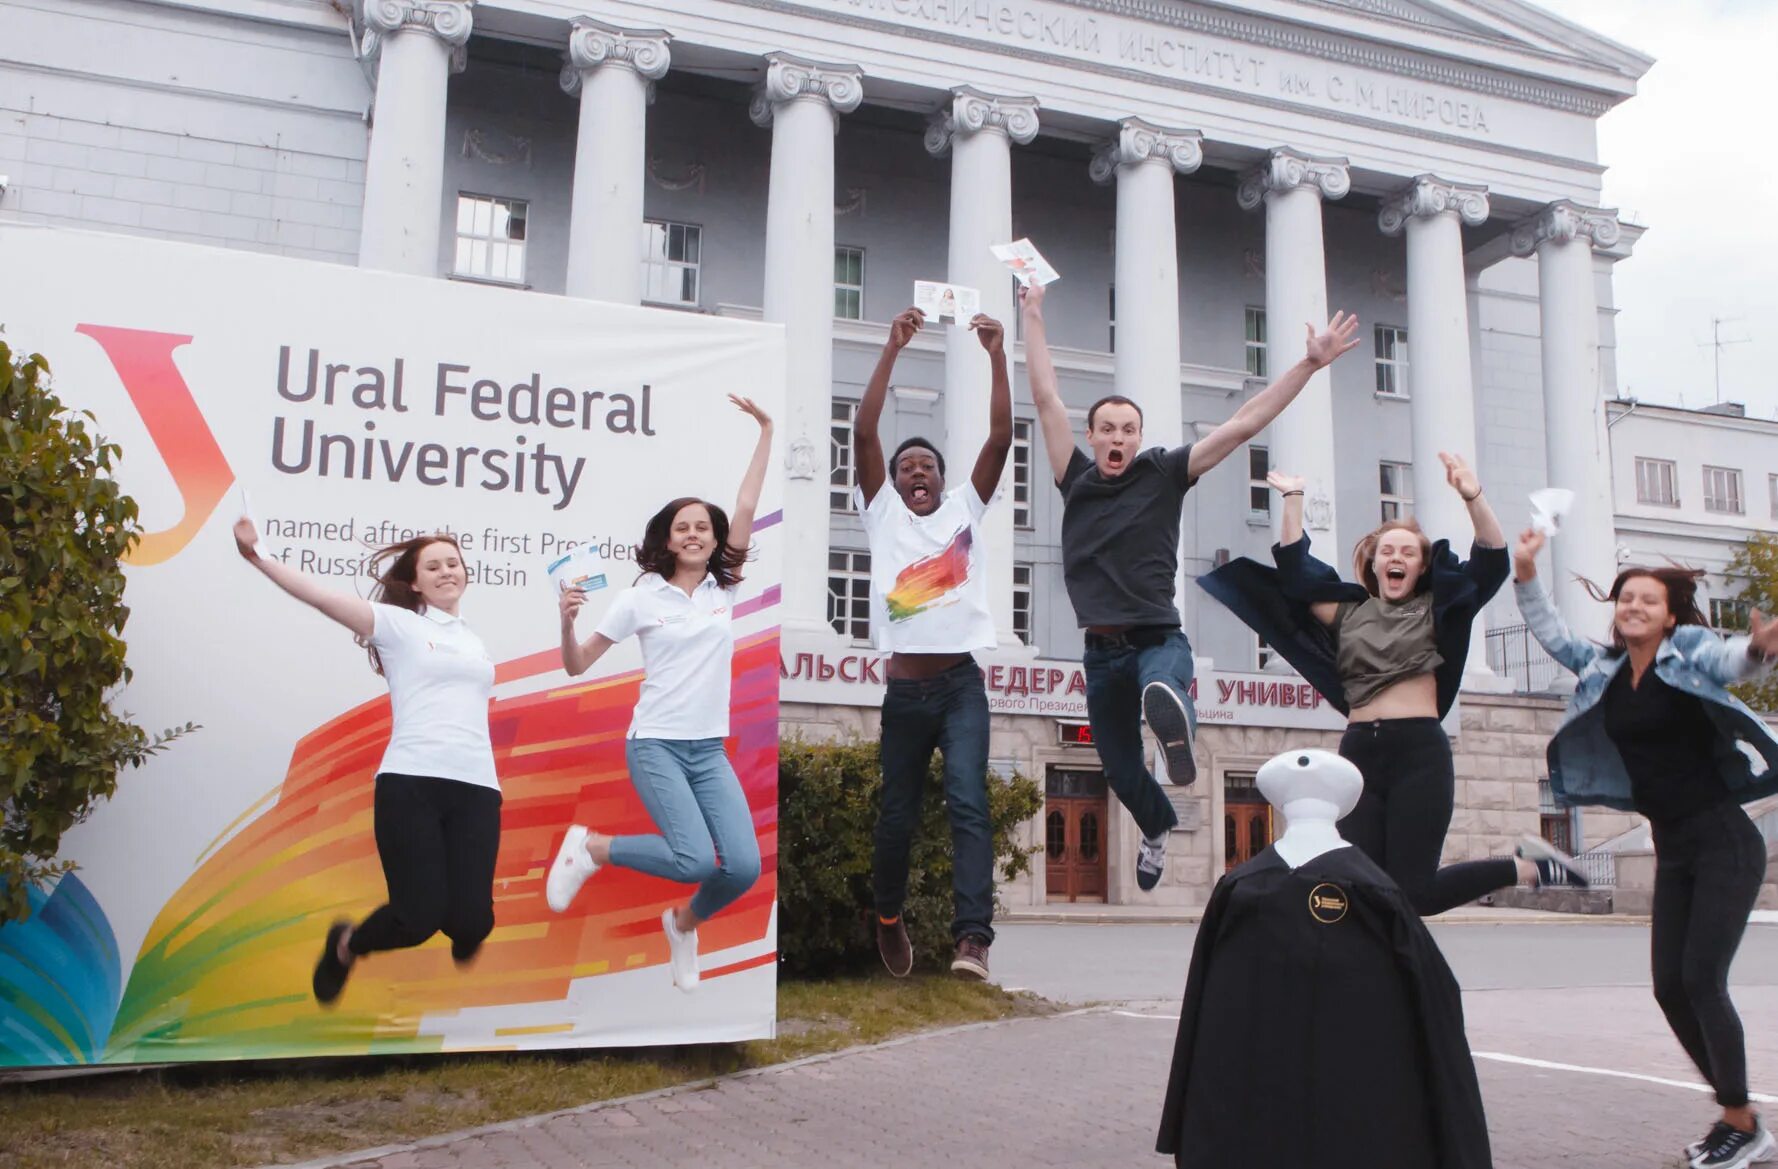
[1514,527,1778,1169]
[1200,453,1583,916]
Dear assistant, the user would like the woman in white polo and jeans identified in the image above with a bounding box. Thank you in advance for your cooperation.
[545,395,773,992]
[233,521,501,1006]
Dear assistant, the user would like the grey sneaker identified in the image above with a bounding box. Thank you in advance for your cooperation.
[1137,832,1167,892]
[1515,835,1589,888]
[1142,681,1197,785]
[950,935,990,981]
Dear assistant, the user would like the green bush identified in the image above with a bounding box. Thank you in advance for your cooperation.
[776,734,1043,979]
[0,338,191,925]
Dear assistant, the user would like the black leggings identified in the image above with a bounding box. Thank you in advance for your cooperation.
[1339,718,1519,916]
[1651,801,1766,1108]
[348,773,504,962]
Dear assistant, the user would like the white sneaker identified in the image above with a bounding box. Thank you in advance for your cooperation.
[545,825,599,913]
[662,907,700,992]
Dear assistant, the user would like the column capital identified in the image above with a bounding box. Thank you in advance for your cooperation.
[1089,118,1202,185]
[923,86,1040,156]
[359,1,472,64]
[560,18,671,96]
[1236,148,1350,211]
[1378,174,1490,235]
[1509,199,1622,257]
[748,53,864,128]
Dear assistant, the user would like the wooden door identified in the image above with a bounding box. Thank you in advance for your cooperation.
[1045,768,1108,903]
[1224,803,1274,871]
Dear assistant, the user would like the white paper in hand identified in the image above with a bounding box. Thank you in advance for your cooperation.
[1528,487,1574,537]
[547,544,612,596]
[913,281,980,323]
[989,239,1060,286]
[238,485,268,559]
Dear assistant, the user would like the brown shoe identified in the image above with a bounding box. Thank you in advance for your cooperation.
[877,915,913,978]
[951,935,990,981]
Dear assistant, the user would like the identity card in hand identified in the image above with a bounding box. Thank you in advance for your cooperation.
[913,280,981,323]
[547,544,611,596]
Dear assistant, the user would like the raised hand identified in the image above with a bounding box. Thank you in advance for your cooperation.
[1304,311,1361,369]
[888,307,924,350]
[233,516,261,562]
[1750,611,1778,662]
[970,314,1005,355]
[1513,527,1546,582]
[1266,470,1305,494]
[1440,451,1481,501]
[728,394,772,430]
[1019,279,1046,317]
[559,586,586,625]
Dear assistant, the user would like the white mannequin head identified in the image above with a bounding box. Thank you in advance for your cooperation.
[1256,748,1364,868]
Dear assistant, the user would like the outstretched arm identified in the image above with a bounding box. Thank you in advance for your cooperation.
[855,308,923,507]
[234,517,374,640]
[1019,282,1076,484]
[1186,313,1361,480]
[1267,470,1339,627]
[1510,528,1596,676]
[559,587,616,677]
[726,394,773,555]
[1441,452,1505,548]
[969,313,1014,502]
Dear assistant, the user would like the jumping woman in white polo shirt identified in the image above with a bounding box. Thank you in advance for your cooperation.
[232,522,501,1006]
[546,394,773,992]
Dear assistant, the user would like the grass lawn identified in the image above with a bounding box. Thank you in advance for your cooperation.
[0,976,1051,1169]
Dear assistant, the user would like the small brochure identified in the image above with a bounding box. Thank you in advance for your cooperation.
[238,485,267,559]
[913,280,981,323]
[1528,487,1575,537]
[990,238,1060,286]
[546,544,612,596]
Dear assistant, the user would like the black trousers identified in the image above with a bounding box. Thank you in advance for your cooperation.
[1651,801,1766,1108]
[1339,718,1519,917]
[347,773,504,962]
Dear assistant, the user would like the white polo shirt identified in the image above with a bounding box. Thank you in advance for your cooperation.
[367,603,499,790]
[596,573,738,740]
[854,481,997,654]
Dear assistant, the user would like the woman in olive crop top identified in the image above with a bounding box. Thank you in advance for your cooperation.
[1246,454,1585,914]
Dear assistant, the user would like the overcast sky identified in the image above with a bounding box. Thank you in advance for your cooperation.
[1534,0,1776,420]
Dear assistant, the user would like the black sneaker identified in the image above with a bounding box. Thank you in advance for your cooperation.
[1694,1119,1775,1168]
[1689,1123,1734,1165]
[1136,832,1167,892]
[312,920,355,1006]
[1515,835,1589,888]
[1142,681,1197,785]
[877,916,913,978]
[950,935,990,981]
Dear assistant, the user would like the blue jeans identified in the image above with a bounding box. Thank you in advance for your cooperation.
[1082,627,1190,840]
[875,662,995,943]
[612,738,762,921]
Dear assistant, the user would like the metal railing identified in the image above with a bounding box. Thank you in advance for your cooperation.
[1541,849,1617,888]
[1485,623,1563,693]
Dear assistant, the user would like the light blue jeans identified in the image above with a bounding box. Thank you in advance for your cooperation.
[611,737,762,921]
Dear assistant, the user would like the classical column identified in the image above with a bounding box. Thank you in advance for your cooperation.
[1379,174,1503,688]
[751,53,863,638]
[926,87,1039,650]
[1512,200,1623,633]
[1090,119,1202,450]
[356,0,473,275]
[1238,148,1349,559]
[560,19,670,303]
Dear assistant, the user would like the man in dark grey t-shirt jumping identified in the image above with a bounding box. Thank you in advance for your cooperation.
[1020,280,1359,891]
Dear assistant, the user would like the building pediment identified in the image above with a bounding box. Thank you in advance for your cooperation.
[1305,0,1654,79]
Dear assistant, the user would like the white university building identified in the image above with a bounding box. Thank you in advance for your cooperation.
[11,0,1761,910]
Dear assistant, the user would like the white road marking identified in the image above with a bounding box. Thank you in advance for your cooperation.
[1472,1052,1778,1103]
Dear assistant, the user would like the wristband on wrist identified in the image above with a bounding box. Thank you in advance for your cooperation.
[1281,490,1304,498]
[1461,487,1483,503]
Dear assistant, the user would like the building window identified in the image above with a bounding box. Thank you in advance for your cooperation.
[1374,325,1409,397]
[1256,633,1275,671]
[827,550,871,641]
[1013,562,1034,646]
[453,194,527,284]
[1636,457,1678,506]
[1703,466,1744,514]
[830,399,856,512]
[1711,598,1753,631]
[1012,418,1033,529]
[1244,307,1267,378]
[1247,445,1270,519]
[1380,461,1413,522]
[834,246,864,320]
[642,219,701,306]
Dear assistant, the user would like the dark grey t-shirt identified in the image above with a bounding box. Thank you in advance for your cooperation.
[1057,444,1198,628]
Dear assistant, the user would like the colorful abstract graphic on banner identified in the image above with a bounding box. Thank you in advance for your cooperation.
[0,224,786,1067]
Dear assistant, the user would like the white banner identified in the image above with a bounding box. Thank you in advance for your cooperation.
[0,224,786,1067]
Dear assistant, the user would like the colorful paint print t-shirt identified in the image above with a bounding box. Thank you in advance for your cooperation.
[854,481,997,654]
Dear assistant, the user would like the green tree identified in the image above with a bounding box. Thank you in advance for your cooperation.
[1726,531,1778,713]
[0,337,190,925]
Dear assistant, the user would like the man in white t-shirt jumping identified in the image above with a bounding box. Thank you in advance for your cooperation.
[854,305,1011,982]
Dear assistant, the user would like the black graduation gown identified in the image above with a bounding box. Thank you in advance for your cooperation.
[1155,846,1491,1169]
